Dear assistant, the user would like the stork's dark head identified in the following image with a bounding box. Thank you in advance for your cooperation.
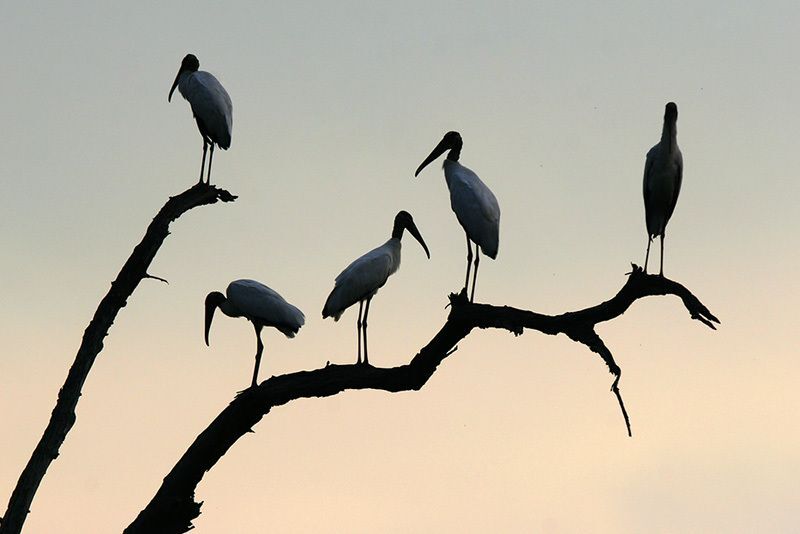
[415,131,464,177]
[393,210,414,234]
[204,291,226,346]
[392,210,431,259]
[169,54,200,102]
[443,130,462,146]
[665,102,678,122]
[181,54,200,72]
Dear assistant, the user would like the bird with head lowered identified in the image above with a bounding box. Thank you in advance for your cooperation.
[205,279,304,389]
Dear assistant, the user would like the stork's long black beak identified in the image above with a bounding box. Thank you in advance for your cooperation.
[204,296,217,346]
[415,136,451,177]
[406,220,431,259]
[168,68,182,102]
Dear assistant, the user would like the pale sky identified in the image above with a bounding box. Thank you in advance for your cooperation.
[2,1,799,532]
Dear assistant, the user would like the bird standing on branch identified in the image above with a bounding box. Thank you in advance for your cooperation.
[415,131,500,302]
[643,102,683,275]
[322,211,430,365]
[169,54,233,185]
[205,280,304,389]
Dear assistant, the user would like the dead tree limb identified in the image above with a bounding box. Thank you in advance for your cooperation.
[0,183,237,534]
[125,265,718,534]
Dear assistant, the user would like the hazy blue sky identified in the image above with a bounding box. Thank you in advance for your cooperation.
[2,2,798,532]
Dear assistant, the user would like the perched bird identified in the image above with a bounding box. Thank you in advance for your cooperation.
[415,131,500,302]
[169,53,233,184]
[205,279,304,388]
[643,102,683,275]
[322,211,430,365]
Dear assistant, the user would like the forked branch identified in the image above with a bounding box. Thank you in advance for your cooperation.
[0,183,237,534]
[125,265,719,534]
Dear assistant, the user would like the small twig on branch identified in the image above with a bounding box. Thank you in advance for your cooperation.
[610,374,631,437]
[125,265,718,534]
[0,183,236,534]
[145,273,170,284]
[574,328,630,436]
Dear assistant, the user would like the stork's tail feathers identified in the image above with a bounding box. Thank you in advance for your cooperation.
[321,307,344,322]
[279,326,300,338]
[218,133,231,150]
[278,305,304,338]
[480,238,499,260]
[322,292,345,321]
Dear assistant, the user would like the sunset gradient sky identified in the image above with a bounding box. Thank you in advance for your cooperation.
[2,1,798,532]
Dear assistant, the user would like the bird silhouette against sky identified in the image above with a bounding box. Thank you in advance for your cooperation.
[205,279,304,388]
[322,211,430,365]
[169,53,233,185]
[415,131,500,302]
[643,102,683,275]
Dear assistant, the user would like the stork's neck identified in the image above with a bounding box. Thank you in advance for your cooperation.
[446,136,463,162]
[391,222,405,240]
[380,237,403,270]
[176,70,194,96]
[447,145,462,162]
[219,299,239,318]
[661,119,677,153]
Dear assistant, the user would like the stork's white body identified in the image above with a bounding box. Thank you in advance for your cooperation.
[642,102,683,275]
[321,210,428,365]
[643,138,682,239]
[415,131,499,302]
[205,279,304,388]
[323,238,401,321]
[443,159,500,259]
[177,70,233,149]
[222,279,304,336]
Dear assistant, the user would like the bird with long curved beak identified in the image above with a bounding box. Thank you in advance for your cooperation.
[169,53,233,184]
[415,131,500,302]
[322,211,430,365]
[205,279,304,389]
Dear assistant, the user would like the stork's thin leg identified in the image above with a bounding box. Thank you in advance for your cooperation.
[464,232,473,297]
[659,235,664,277]
[199,140,208,184]
[251,324,264,388]
[644,237,652,274]
[356,300,364,364]
[470,247,481,303]
[207,143,215,185]
[362,297,372,366]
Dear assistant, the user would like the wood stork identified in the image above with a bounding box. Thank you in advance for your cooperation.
[643,102,683,276]
[322,211,430,365]
[205,279,304,388]
[415,131,500,302]
[169,54,233,185]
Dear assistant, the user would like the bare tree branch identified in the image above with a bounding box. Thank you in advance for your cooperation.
[0,183,237,534]
[125,265,719,534]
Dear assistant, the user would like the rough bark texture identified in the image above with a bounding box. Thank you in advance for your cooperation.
[0,183,236,534]
[125,265,719,534]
